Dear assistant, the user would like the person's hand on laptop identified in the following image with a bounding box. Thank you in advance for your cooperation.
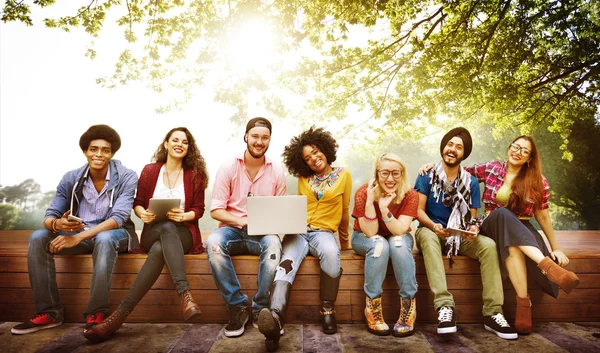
[139,209,156,224]
[235,216,248,228]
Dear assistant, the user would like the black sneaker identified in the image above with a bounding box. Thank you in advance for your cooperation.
[224,305,249,337]
[483,313,518,340]
[437,306,457,334]
[11,313,63,335]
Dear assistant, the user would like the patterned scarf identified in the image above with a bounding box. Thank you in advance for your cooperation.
[429,161,472,259]
[309,167,341,200]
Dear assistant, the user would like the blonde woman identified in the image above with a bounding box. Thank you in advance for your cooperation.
[351,153,419,337]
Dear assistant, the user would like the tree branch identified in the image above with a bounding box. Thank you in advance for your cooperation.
[338,63,403,139]
[323,61,402,109]
[323,6,444,77]
[56,0,98,25]
[0,0,25,15]
[477,0,512,70]
[528,61,598,90]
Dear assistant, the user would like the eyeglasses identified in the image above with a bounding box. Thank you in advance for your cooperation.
[378,170,402,179]
[509,143,531,156]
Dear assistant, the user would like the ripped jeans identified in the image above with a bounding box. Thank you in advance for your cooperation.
[206,226,281,315]
[274,231,341,284]
[351,230,417,300]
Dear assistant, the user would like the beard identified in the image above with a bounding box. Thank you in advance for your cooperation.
[247,142,268,159]
[443,153,463,168]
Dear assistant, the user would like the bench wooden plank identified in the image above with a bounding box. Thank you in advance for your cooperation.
[1,230,598,324]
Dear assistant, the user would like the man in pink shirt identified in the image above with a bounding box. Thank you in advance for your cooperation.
[207,117,286,338]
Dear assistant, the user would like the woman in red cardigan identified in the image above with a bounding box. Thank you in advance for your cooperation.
[85,127,208,342]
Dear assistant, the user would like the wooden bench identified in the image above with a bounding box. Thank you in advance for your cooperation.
[1,230,598,324]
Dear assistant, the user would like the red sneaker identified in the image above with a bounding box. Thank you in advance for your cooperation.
[85,312,105,330]
[11,313,62,335]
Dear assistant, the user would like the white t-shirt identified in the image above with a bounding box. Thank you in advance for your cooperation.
[152,165,185,210]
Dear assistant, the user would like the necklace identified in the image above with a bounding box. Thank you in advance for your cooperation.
[165,166,183,197]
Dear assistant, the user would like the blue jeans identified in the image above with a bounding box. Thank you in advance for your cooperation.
[275,231,341,284]
[27,228,129,320]
[206,226,281,315]
[351,230,418,300]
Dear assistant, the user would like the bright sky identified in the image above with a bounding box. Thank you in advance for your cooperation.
[0,3,356,193]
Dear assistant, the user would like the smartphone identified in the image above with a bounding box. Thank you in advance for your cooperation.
[68,214,83,223]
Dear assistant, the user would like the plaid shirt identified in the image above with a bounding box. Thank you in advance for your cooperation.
[465,160,550,218]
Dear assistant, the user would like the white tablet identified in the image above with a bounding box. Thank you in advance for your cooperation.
[148,198,181,222]
[443,227,478,237]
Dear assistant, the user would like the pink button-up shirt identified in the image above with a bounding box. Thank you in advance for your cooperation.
[211,151,287,228]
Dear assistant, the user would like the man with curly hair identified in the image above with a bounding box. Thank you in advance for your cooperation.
[206,117,287,338]
[12,124,138,335]
[257,126,351,352]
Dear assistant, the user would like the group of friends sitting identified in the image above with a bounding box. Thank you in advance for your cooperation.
[10,119,580,352]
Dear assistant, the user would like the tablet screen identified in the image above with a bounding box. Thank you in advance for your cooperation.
[148,198,181,222]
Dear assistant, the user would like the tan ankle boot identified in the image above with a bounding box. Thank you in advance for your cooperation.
[515,295,532,334]
[538,257,580,294]
[365,296,390,336]
[180,290,201,321]
[83,308,130,343]
[393,297,416,337]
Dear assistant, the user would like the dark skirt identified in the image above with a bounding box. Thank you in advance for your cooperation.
[480,207,559,298]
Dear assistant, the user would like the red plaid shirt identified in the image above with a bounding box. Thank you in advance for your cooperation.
[465,160,550,218]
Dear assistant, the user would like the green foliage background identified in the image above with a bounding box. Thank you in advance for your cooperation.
[1,0,598,229]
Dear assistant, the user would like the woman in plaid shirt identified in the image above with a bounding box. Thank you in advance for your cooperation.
[465,136,580,335]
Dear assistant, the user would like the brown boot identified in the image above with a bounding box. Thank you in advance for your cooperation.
[180,290,201,321]
[365,296,390,336]
[538,257,580,294]
[83,308,130,343]
[515,295,532,334]
[393,297,416,337]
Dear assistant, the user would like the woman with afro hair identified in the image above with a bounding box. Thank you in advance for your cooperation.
[257,126,351,351]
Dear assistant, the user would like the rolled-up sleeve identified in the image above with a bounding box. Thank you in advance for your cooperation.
[109,169,138,227]
[210,166,231,211]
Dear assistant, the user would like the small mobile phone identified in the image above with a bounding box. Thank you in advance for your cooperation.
[68,214,83,223]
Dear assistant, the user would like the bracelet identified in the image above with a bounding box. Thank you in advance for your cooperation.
[363,213,377,222]
[383,212,394,223]
[50,218,59,233]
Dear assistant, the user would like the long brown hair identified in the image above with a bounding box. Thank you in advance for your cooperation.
[506,136,544,211]
[153,127,209,190]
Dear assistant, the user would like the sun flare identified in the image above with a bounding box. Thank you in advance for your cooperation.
[222,16,277,74]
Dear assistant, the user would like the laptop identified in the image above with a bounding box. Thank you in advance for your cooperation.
[246,195,307,235]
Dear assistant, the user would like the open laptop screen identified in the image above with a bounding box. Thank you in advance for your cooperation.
[246,195,307,235]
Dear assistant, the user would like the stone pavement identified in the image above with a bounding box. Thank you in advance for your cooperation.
[1,321,599,353]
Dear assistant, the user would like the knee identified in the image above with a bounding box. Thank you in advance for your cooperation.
[148,241,163,255]
[262,236,282,254]
[367,237,389,260]
[94,231,120,252]
[476,236,499,257]
[29,229,52,246]
[416,229,438,249]
[155,221,177,235]
[390,235,413,255]
[206,232,226,254]
[320,246,340,262]
[492,207,514,221]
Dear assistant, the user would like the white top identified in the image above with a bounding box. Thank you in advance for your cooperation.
[152,165,185,210]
